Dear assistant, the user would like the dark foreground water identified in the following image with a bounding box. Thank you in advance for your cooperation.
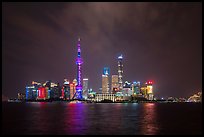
[2,102,202,135]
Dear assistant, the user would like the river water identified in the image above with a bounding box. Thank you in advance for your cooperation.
[2,102,202,135]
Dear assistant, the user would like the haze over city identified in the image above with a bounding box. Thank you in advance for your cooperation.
[2,2,202,99]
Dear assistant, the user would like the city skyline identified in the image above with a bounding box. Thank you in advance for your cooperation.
[2,2,202,98]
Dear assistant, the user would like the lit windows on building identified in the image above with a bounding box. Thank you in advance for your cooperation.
[95,93,115,102]
[102,74,109,94]
[132,81,141,96]
[63,79,70,100]
[70,79,77,100]
[118,55,123,90]
[111,75,119,93]
[83,78,88,99]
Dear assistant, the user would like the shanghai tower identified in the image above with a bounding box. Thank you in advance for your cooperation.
[75,38,83,99]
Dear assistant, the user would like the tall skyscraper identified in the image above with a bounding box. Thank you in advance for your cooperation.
[118,55,123,91]
[70,79,77,99]
[111,75,119,92]
[132,81,141,96]
[146,81,154,100]
[102,74,109,94]
[83,78,88,99]
[102,67,110,94]
[75,38,83,100]
[63,79,70,100]
[83,78,88,92]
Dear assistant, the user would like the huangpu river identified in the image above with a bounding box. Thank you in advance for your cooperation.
[2,102,202,135]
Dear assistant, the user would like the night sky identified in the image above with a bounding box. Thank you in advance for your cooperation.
[2,2,202,99]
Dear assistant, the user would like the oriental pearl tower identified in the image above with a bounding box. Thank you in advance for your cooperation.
[75,38,83,100]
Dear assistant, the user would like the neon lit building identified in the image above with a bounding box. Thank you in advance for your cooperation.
[75,38,83,99]
[25,81,41,100]
[70,79,77,99]
[132,81,141,96]
[26,86,35,100]
[140,81,154,100]
[102,67,110,94]
[103,67,110,75]
[118,55,123,91]
[63,79,70,100]
[51,82,60,99]
[38,87,46,99]
[146,81,154,100]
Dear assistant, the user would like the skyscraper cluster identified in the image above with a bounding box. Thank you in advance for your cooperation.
[24,38,88,101]
[99,54,154,102]
[23,38,154,102]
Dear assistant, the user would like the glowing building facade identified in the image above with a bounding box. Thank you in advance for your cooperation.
[38,87,46,99]
[123,81,132,96]
[118,55,123,91]
[102,75,109,94]
[83,78,88,99]
[146,81,154,100]
[70,79,77,99]
[103,67,110,75]
[132,81,141,96]
[140,81,154,100]
[26,81,41,100]
[102,67,110,94]
[111,75,119,93]
[63,79,70,100]
[75,38,83,99]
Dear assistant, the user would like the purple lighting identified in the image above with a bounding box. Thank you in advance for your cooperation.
[75,38,83,99]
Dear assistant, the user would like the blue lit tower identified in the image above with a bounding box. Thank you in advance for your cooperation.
[75,38,83,99]
[118,55,123,91]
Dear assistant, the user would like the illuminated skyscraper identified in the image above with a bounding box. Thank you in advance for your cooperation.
[132,81,141,96]
[75,38,83,100]
[83,78,88,92]
[83,78,88,99]
[38,87,46,100]
[111,75,119,93]
[118,55,123,91]
[140,81,154,100]
[102,74,109,94]
[70,79,77,99]
[146,81,154,100]
[63,79,70,100]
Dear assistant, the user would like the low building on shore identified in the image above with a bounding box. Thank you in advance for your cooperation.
[95,93,116,102]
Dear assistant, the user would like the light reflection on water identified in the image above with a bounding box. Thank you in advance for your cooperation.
[62,103,159,135]
[140,103,159,135]
[64,103,86,135]
[2,102,202,135]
